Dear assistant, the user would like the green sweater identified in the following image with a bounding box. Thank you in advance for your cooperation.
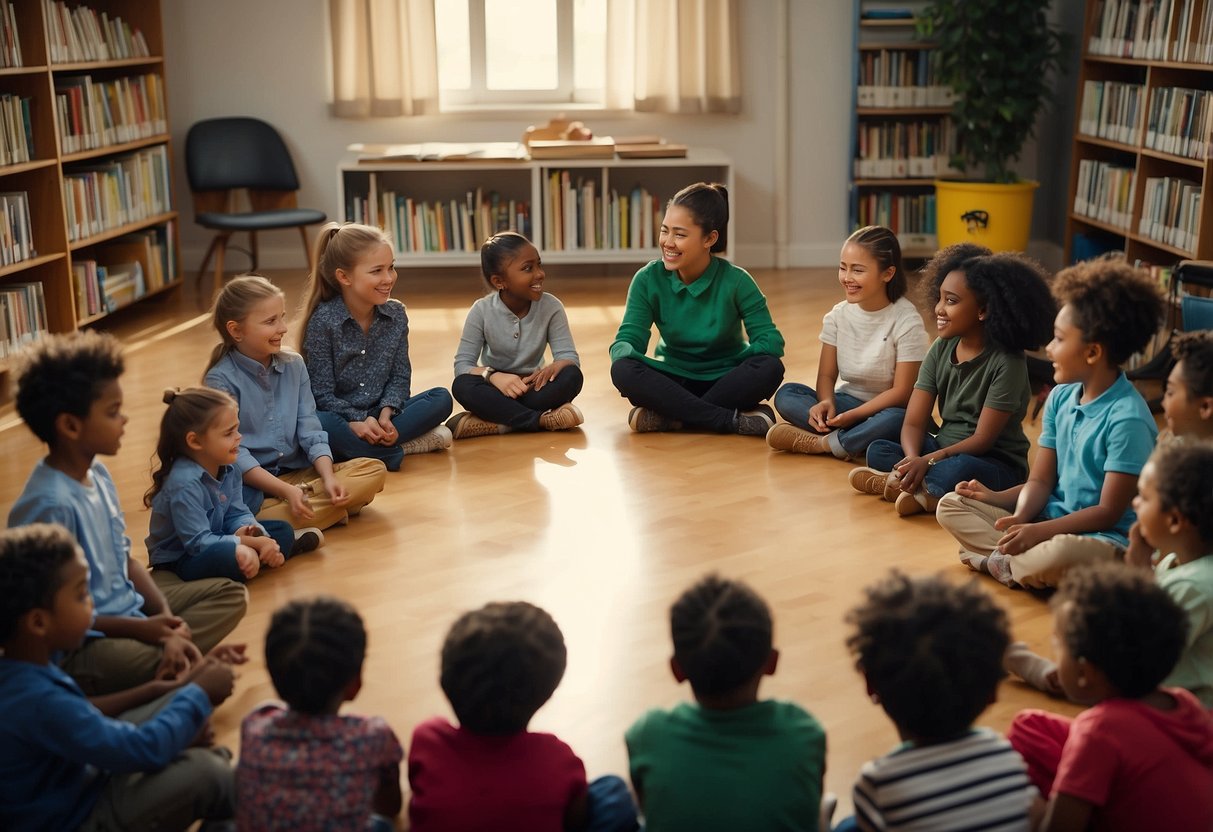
[609,257,785,380]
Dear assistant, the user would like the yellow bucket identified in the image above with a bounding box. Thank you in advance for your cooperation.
[934,179,1038,253]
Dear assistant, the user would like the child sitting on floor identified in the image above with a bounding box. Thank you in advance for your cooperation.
[1162,330,1213,440]
[1008,563,1213,831]
[237,596,403,831]
[408,600,637,832]
[626,574,826,832]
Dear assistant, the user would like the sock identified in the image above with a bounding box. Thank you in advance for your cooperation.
[1005,642,1062,695]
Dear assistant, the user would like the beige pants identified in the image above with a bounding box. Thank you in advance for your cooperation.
[62,571,248,695]
[936,492,1122,589]
[255,457,388,531]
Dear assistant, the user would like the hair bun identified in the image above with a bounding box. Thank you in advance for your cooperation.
[162,388,178,405]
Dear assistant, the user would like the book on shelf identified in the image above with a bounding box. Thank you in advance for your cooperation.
[0,3,21,68]
[857,49,954,108]
[63,144,171,243]
[42,0,150,64]
[855,119,958,178]
[528,138,616,159]
[0,93,32,166]
[349,142,528,163]
[615,143,688,159]
[1088,0,1176,59]
[55,74,167,155]
[1146,86,1213,160]
[857,191,937,239]
[0,191,33,266]
[1139,175,1201,251]
[1074,159,1136,230]
[371,187,530,253]
[1079,80,1143,146]
[0,282,47,358]
[541,170,663,252]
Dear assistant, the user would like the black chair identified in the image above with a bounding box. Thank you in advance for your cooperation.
[185,117,327,296]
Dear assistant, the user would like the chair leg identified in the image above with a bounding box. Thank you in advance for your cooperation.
[195,234,222,287]
[212,232,231,299]
[249,231,259,272]
[299,226,314,275]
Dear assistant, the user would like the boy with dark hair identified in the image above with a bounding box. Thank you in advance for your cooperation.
[409,600,637,832]
[0,523,238,832]
[237,596,404,831]
[625,574,826,831]
[7,331,247,694]
[1163,330,1213,439]
[938,260,1164,588]
[1009,563,1213,831]
[844,571,1033,830]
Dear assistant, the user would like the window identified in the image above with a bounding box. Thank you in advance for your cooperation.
[436,0,607,107]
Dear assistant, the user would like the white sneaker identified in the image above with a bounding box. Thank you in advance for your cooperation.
[292,527,324,555]
[401,425,453,454]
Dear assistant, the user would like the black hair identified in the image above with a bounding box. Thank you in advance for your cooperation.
[846,225,907,302]
[1054,563,1188,699]
[1053,260,1165,366]
[921,242,993,299]
[265,596,366,714]
[0,524,80,643]
[669,182,729,253]
[1173,330,1213,399]
[14,331,124,448]
[1149,439,1213,545]
[671,574,773,698]
[846,571,1009,742]
[480,231,534,290]
[440,601,567,734]
[928,250,1056,352]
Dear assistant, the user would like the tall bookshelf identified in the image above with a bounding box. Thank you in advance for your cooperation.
[851,0,959,259]
[0,0,180,375]
[1066,0,1213,267]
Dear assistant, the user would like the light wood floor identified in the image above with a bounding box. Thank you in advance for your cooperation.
[0,265,1083,814]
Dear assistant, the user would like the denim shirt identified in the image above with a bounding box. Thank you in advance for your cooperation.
[205,348,333,475]
[303,296,412,422]
[146,457,260,566]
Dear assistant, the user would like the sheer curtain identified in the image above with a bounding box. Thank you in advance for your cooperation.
[626,0,741,114]
[329,0,438,117]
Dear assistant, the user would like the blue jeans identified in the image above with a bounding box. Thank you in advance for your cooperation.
[318,387,454,472]
[587,775,639,832]
[161,520,296,583]
[773,383,906,459]
[865,435,1024,498]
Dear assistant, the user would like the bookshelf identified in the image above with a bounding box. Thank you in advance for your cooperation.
[337,150,734,267]
[0,0,180,373]
[1066,0,1213,266]
[851,1,959,259]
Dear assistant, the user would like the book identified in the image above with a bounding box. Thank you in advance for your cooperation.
[528,138,616,159]
[349,142,528,162]
[616,143,688,159]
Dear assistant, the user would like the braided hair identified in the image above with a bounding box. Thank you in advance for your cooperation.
[265,596,367,714]
[670,574,773,698]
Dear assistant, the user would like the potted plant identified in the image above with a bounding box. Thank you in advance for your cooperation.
[919,0,1068,251]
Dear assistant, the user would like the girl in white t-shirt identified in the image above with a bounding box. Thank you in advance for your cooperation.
[768,226,928,458]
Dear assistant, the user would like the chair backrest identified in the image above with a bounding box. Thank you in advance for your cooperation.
[186,117,301,193]
[1182,294,1213,332]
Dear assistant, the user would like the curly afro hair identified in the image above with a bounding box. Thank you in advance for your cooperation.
[927,251,1056,352]
[1148,439,1213,546]
[14,331,124,448]
[0,524,80,643]
[1053,260,1165,365]
[670,573,773,698]
[846,571,1009,742]
[921,243,993,294]
[440,601,567,735]
[1173,330,1213,399]
[1054,562,1187,698]
[265,596,367,714]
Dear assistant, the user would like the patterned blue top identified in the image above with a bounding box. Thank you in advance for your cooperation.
[303,295,412,422]
[205,349,332,475]
[146,457,262,566]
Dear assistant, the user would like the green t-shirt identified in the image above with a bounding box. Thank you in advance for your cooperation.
[914,337,1031,477]
[625,699,825,832]
[609,257,785,380]
[1157,553,1213,707]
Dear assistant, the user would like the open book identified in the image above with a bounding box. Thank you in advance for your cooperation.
[349,142,529,162]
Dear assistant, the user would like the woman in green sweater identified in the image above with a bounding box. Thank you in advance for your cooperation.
[609,182,785,435]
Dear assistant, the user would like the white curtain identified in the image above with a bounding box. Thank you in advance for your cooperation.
[329,0,439,117]
[628,0,741,114]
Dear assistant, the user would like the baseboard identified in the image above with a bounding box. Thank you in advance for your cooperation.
[181,243,312,277]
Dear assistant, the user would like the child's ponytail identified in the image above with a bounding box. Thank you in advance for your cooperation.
[144,386,238,507]
[297,222,393,358]
[204,274,286,377]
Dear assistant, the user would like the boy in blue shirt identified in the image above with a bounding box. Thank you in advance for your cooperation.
[0,523,238,831]
[937,260,1164,589]
[7,331,247,694]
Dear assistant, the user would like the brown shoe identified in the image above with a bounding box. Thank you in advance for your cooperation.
[849,466,892,496]
[446,412,506,439]
[895,489,939,516]
[538,403,584,431]
[628,406,682,433]
[767,424,831,454]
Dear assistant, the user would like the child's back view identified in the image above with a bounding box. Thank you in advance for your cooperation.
[625,574,825,832]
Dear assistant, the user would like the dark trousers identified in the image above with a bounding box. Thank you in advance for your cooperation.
[161,519,296,583]
[452,366,584,431]
[610,355,784,432]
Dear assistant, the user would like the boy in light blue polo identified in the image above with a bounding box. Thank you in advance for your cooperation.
[936,260,1164,589]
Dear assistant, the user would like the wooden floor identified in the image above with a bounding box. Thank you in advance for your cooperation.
[0,265,1082,814]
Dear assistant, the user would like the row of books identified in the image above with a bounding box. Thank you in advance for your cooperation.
[0,93,32,166]
[43,0,150,64]
[854,120,959,178]
[1139,175,1201,250]
[856,50,955,108]
[856,191,938,237]
[0,282,47,359]
[1078,80,1144,146]
[1074,159,1136,230]
[1089,0,1213,63]
[0,191,33,266]
[55,73,167,155]
[71,226,175,319]
[63,145,171,243]
[542,172,663,252]
[1146,86,1213,159]
[1173,0,1213,62]
[0,2,22,68]
[356,192,531,255]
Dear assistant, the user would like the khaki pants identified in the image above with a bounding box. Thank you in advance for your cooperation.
[936,492,1121,589]
[255,458,387,531]
[63,572,248,695]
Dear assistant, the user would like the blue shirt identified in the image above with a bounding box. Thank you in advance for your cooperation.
[146,457,260,566]
[8,459,144,620]
[303,295,413,422]
[0,659,212,832]
[1038,373,1158,546]
[205,348,333,475]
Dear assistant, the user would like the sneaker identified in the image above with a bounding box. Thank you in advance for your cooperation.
[628,406,682,433]
[986,552,1015,586]
[446,412,506,440]
[883,470,902,502]
[849,466,892,496]
[400,425,453,455]
[766,423,831,454]
[735,405,775,437]
[292,527,324,555]
[538,403,584,431]
[895,489,939,517]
